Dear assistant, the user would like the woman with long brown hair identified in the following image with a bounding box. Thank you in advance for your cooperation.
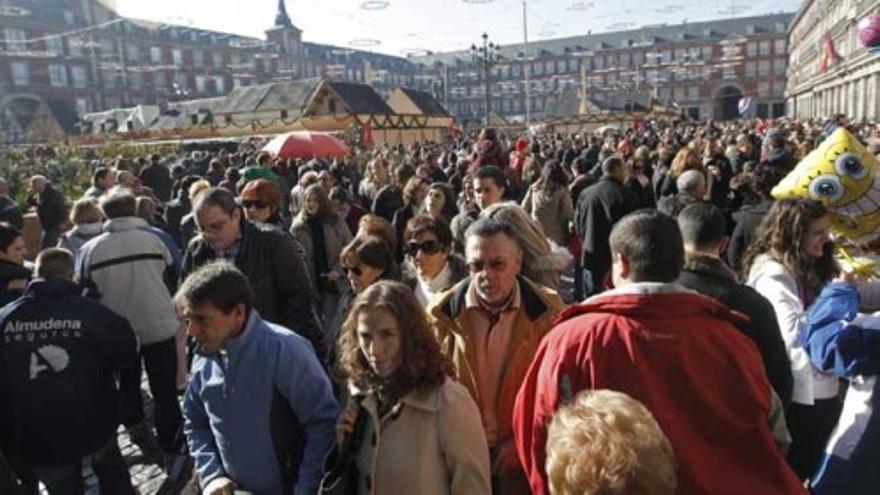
[333,281,490,495]
[290,184,353,328]
[743,198,840,480]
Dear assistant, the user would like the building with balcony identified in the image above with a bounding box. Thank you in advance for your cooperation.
[1,0,794,144]
[786,0,880,120]
[411,13,792,126]
[0,0,428,144]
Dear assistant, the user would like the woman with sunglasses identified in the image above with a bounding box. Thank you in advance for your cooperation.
[238,178,283,227]
[329,235,395,354]
[290,184,353,327]
[333,281,490,495]
[402,215,467,308]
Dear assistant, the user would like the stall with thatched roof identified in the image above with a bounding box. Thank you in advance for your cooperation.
[71,77,455,147]
[540,88,681,134]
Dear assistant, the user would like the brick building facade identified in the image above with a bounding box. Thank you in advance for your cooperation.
[1,0,792,143]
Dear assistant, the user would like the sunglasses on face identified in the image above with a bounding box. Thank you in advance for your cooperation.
[466,258,508,273]
[343,265,363,277]
[406,239,443,257]
[241,199,268,210]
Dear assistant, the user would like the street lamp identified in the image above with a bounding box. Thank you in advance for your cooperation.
[471,32,501,126]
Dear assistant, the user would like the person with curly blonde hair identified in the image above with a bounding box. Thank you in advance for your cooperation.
[658,146,705,198]
[333,281,490,495]
[545,389,676,495]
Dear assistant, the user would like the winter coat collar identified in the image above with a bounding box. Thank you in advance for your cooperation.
[398,384,444,413]
[557,282,747,326]
[437,275,550,322]
[24,278,82,297]
[104,216,150,232]
[224,308,263,356]
[69,222,104,238]
[682,252,739,282]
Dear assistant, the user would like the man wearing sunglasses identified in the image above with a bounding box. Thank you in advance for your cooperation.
[428,217,564,495]
[181,187,326,362]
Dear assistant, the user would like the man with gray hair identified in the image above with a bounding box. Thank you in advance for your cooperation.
[657,169,706,218]
[428,217,564,494]
[77,190,184,470]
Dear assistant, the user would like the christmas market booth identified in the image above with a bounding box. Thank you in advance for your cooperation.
[72,77,454,149]
[540,88,682,134]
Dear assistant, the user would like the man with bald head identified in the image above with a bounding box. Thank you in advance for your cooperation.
[27,175,68,248]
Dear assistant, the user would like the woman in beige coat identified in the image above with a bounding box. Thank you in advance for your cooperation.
[290,184,353,328]
[521,159,573,247]
[334,281,490,495]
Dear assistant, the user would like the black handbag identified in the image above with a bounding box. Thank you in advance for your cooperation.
[319,400,367,495]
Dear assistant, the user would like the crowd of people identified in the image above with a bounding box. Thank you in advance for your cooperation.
[0,114,878,494]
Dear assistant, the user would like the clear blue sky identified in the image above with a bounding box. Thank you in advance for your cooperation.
[117,0,803,57]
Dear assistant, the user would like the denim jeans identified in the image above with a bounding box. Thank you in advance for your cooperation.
[119,336,183,453]
[19,437,135,495]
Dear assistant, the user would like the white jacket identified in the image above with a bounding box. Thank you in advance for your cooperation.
[746,254,838,404]
[77,217,178,346]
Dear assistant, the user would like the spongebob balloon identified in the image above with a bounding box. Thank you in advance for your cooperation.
[773,127,880,242]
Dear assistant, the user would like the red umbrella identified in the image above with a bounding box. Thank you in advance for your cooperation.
[261,131,350,159]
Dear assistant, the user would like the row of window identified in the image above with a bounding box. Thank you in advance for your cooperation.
[6,61,247,96]
[448,78,788,115]
[450,39,787,82]
[8,62,88,88]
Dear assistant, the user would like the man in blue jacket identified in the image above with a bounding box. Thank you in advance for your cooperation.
[179,261,338,495]
[0,248,138,494]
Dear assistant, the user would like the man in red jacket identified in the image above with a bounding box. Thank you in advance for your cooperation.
[513,209,804,495]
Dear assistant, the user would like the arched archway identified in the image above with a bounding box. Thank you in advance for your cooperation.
[712,85,744,121]
[0,93,63,144]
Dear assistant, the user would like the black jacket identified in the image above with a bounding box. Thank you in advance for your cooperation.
[624,177,655,209]
[0,278,137,465]
[181,219,325,360]
[0,261,30,308]
[676,253,793,406]
[657,192,701,218]
[0,195,22,229]
[139,163,173,202]
[728,199,772,273]
[28,184,67,231]
[575,176,638,291]
[371,185,403,223]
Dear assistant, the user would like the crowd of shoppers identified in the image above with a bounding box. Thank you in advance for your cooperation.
[2,114,879,494]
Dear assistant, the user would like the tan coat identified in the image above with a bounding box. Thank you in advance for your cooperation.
[427,276,565,451]
[354,378,491,495]
[290,215,353,293]
[521,185,574,247]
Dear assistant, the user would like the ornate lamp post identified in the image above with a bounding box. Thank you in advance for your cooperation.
[471,33,501,126]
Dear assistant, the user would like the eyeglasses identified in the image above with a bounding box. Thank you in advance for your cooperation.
[466,259,508,273]
[241,199,268,210]
[196,216,231,235]
[343,265,363,277]
[405,239,443,257]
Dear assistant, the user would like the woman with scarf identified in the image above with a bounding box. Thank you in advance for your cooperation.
[332,281,490,495]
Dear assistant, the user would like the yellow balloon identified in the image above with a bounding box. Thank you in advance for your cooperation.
[772,127,880,242]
